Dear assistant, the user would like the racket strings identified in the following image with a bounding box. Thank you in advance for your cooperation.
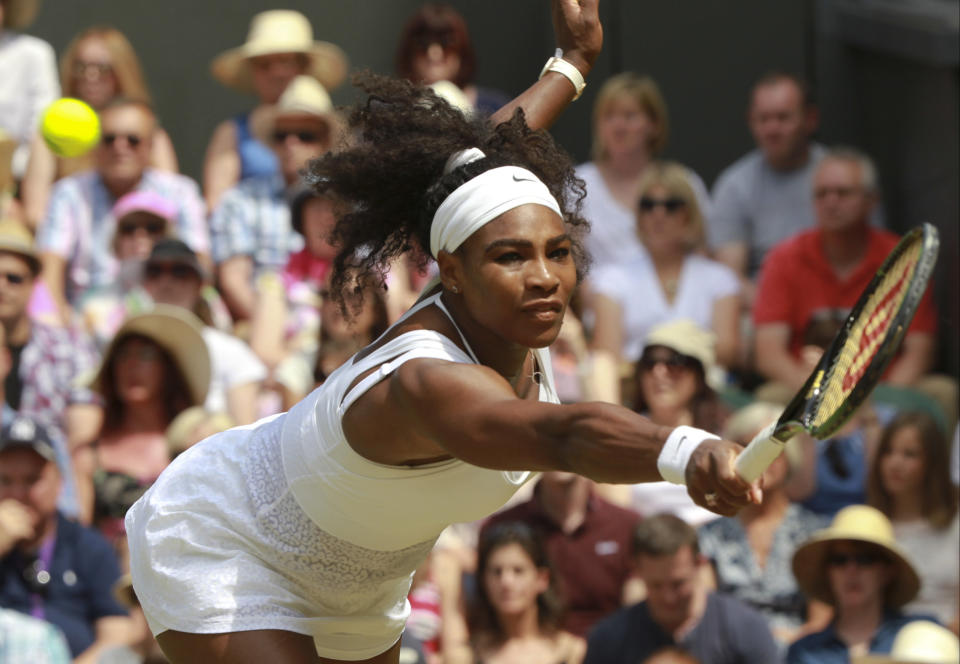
[812,241,922,427]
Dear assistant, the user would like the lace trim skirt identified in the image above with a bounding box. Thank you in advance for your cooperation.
[125,415,436,661]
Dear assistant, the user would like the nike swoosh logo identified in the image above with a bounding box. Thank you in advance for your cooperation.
[512,174,536,182]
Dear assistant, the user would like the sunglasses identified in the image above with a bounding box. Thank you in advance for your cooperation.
[638,196,686,213]
[102,133,143,148]
[0,271,29,286]
[638,349,700,372]
[826,552,886,568]
[144,262,198,280]
[272,130,323,145]
[118,220,166,236]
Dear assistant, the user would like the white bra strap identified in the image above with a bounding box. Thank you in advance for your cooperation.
[339,346,458,416]
[432,295,481,364]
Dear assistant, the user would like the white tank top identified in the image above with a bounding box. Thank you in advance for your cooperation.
[280,293,559,551]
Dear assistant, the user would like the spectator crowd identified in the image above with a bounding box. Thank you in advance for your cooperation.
[0,1,957,663]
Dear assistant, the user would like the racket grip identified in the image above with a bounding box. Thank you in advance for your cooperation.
[734,421,784,483]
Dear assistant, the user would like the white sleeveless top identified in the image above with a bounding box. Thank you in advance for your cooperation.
[281,292,559,551]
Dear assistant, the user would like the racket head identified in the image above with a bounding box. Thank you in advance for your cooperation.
[799,223,939,438]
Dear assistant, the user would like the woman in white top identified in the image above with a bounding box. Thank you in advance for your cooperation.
[867,410,959,629]
[575,72,711,268]
[125,5,758,662]
[586,162,740,404]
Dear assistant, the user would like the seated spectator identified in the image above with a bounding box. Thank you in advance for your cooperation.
[204,9,346,210]
[709,72,823,298]
[787,505,933,663]
[584,514,778,664]
[143,239,266,424]
[210,75,340,321]
[699,401,830,645]
[481,472,640,639]
[754,147,935,391]
[395,3,509,116]
[867,411,959,628]
[586,162,739,403]
[577,72,711,268]
[37,97,209,318]
[74,306,210,549]
[0,415,132,660]
[77,190,173,349]
[0,606,70,663]
[623,320,728,526]
[0,219,99,518]
[449,521,585,664]
[0,0,58,184]
[850,620,959,664]
[21,26,179,227]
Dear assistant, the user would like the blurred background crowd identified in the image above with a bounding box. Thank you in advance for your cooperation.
[0,0,958,662]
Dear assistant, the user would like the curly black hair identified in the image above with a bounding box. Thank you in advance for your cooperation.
[304,71,590,308]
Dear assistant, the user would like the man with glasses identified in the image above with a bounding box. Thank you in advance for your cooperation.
[0,415,131,661]
[210,75,338,321]
[36,97,208,321]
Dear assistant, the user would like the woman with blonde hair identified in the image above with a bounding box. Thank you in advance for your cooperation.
[585,162,740,404]
[576,72,710,268]
[21,25,179,226]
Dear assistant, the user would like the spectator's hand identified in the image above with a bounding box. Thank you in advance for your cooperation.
[685,439,762,515]
[0,499,34,556]
[552,0,603,72]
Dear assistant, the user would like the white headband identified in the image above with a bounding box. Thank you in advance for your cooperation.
[429,148,563,258]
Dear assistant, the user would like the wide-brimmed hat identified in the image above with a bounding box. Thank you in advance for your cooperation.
[853,620,959,664]
[4,0,40,29]
[643,319,716,375]
[250,75,337,147]
[90,304,210,407]
[791,505,920,608]
[211,10,348,93]
[0,218,40,274]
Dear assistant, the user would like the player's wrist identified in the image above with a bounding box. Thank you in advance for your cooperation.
[657,425,720,485]
[539,49,587,100]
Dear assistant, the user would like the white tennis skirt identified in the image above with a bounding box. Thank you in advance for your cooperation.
[125,414,436,661]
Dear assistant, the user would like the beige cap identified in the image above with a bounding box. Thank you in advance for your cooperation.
[644,319,716,374]
[250,75,337,146]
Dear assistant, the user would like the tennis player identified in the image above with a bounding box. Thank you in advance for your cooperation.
[126,2,760,662]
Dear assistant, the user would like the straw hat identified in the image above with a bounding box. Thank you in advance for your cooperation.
[0,218,40,274]
[791,505,920,608]
[250,75,336,146]
[853,620,960,664]
[644,319,716,374]
[89,305,211,407]
[3,0,40,30]
[211,10,348,93]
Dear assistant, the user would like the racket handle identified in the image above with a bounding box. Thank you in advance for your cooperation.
[735,421,784,483]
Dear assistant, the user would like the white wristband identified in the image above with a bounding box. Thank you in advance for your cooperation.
[539,48,586,100]
[657,426,719,485]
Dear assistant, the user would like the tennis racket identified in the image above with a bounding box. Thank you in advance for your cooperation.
[735,223,940,482]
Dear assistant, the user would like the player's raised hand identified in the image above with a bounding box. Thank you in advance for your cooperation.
[686,439,763,516]
[552,0,603,72]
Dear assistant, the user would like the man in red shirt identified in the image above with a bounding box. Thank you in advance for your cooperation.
[753,147,936,390]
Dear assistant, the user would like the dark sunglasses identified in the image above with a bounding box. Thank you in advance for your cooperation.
[272,130,322,144]
[144,262,198,280]
[638,196,686,213]
[826,552,885,568]
[0,271,29,285]
[639,349,700,372]
[118,220,165,236]
[102,133,143,148]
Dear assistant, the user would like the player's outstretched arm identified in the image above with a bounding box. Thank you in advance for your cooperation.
[491,0,603,130]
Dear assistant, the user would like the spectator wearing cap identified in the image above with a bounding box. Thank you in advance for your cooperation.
[786,505,935,663]
[209,74,341,321]
[77,190,173,350]
[203,9,347,211]
[0,218,99,519]
[37,97,210,319]
[621,319,729,525]
[143,238,266,424]
[249,187,336,402]
[0,415,132,660]
[73,305,210,544]
[0,0,59,181]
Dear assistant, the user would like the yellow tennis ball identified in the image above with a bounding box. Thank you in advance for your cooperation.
[41,98,101,158]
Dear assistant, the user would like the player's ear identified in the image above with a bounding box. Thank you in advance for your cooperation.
[436,249,464,295]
